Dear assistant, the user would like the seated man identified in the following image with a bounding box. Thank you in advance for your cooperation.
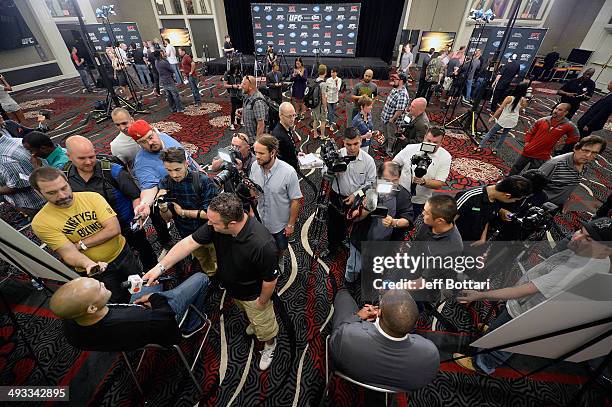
[50,272,210,351]
[330,289,440,391]
[455,217,612,374]
[22,131,69,169]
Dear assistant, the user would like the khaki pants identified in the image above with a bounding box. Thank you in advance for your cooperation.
[235,298,278,342]
[192,243,217,277]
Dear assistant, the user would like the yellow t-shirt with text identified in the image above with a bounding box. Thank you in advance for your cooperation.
[32,192,125,271]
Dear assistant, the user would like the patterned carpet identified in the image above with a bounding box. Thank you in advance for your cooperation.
[1,72,611,407]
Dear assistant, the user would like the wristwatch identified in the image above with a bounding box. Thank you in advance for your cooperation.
[78,240,88,251]
[157,263,166,274]
[287,224,295,230]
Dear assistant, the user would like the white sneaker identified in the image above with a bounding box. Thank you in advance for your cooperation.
[259,339,276,370]
[245,324,255,336]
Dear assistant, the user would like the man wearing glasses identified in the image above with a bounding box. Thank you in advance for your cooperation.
[128,119,200,257]
[110,108,140,169]
[236,75,269,141]
[538,135,606,213]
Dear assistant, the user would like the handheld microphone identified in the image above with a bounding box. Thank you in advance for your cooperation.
[121,274,175,294]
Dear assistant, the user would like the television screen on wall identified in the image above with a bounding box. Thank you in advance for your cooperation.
[0,0,38,51]
[419,31,455,53]
[567,48,593,65]
[160,28,192,47]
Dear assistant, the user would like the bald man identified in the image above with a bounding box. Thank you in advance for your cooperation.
[391,97,429,154]
[329,289,439,391]
[509,102,580,175]
[110,108,140,168]
[271,102,299,169]
[558,68,596,119]
[349,69,378,124]
[51,272,210,350]
[64,136,157,271]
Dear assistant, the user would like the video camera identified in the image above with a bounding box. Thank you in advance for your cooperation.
[352,180,399,218]
[212,146,263,200]
[410,142,436,178]
[321,140,356,173]
[507,202,558,232]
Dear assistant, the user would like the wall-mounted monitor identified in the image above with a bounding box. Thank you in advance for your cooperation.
[160,28,192,47]
[566,48,593,65]
[419,31,455,53]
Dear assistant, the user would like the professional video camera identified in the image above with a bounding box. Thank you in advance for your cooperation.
[352,180,399,218]
[212,146,263,199]
[507,202,558,232]
[321,140,356,173]
[410,142,436,178]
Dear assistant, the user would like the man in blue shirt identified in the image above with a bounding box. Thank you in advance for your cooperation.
[128,120,199,257]
[22,131,69,169]
[158,147,218,275]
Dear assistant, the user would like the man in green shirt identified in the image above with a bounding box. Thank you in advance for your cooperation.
[22,131,69,169]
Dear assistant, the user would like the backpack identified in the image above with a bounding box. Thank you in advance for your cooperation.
[425,58,442,83]
[247,95,279,132]
[303,79,322,109]
[62,156,124,207]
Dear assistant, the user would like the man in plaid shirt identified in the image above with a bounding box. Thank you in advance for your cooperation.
[237,75,269,142]
[381,72,410,156]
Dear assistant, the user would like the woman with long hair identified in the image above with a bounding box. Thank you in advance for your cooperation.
[291,57,308,119]
[476,82,529,154]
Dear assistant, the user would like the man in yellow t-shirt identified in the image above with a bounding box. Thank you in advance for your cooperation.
[30,167,140,302]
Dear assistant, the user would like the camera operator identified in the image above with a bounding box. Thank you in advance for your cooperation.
[64,136,157,272]
[324,128,376,259]
[538,135,606,212]
[22,131,69,169]
[249,135,302,273]
[455,217,612,375]
[391,97,429,155]
[143,193,280,371]
[455,175,532,249]
[236,75,269,141]
[210,133,255,192]
[157,147,218,275]
[380,72,410,156]
[392,127,451,219]
[345,161,414,283]
[30,167,138,303]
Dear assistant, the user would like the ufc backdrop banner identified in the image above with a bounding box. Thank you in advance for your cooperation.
[468,26,547,76]
[251,3,361,57]
[84,23,144,52]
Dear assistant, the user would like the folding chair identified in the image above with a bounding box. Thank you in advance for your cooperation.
[324,335,405,406]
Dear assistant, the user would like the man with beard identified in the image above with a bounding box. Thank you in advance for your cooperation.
[349,69,378,124]
[557,68,596,120]
[236,75,268,142]
[30,167,138,303]
[381,72,410,156]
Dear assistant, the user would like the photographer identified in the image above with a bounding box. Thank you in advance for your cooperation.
[345,161,414,283]
[324,128,376,259]
[64,136,157,272]
[157,147,218,275]
[455,218,612,375]
[391,97,429,154]
[210,133,254,192]
[143,193,280,371]
[22,131,69,169]
[393,127,451,219]
[250,135,302,273]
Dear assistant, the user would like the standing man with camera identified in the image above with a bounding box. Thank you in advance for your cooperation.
[249,135,302,273]
[324,128,377,260]
[236,75,269,142]
[157,147,218,275]
[392,97,429,154]
[143,193,280,370]
[345,161,414,283]
[381,72,410,157]
[392,127,451,219]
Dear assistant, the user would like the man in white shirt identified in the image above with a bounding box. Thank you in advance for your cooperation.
[393,127,452,219]
[454,217,612,375]
[163,38,182,85]
[110,108,140,169]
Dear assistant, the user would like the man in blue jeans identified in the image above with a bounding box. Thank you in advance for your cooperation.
[178,47,201,106]
[454,218,612,374]
[50,272,210,351]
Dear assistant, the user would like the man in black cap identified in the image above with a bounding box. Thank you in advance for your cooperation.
[454,217,612,375]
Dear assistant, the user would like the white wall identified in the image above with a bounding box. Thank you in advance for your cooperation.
[580,0,612,89]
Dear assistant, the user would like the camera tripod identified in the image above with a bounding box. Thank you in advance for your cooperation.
[308,172,335,269]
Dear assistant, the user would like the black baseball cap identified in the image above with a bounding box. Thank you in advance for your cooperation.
[582,217,612,246]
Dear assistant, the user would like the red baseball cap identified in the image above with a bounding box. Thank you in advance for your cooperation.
[127,120,152,141]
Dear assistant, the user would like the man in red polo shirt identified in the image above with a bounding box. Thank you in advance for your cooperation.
[178,47,201,106]
[509,103,579,175]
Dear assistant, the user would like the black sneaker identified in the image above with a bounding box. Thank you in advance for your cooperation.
[181,317,207,339]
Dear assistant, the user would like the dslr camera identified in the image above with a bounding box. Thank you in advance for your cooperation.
[411,142,436,177]
[212,146,242,188]
[352,180,399,218]
[321,140,356,173]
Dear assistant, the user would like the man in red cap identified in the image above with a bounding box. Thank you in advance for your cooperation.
[128,119,199,258]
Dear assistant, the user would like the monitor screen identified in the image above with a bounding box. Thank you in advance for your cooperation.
[566,48,593,65]
[419,31,455,53]
[160,28,192,47]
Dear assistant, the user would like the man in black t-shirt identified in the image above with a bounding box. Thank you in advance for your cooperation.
[272,102,299,169]
[143,193,280,370]
[223,35,235,71]
[558,68,596,119]
[50,272,210,351]
[491,55,520,111]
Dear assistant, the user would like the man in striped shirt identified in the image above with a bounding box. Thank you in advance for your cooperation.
[539,135,606,211]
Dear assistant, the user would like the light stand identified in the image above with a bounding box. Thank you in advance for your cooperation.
[311,49,322,77]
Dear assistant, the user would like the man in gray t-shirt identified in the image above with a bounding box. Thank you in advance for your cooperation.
[349,69,378,124]
[454,217,612,375]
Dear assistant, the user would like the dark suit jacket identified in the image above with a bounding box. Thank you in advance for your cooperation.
[577,93,612,132]
[329,290,440,391]
[271,122,298,169]
[266,70,283,102]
